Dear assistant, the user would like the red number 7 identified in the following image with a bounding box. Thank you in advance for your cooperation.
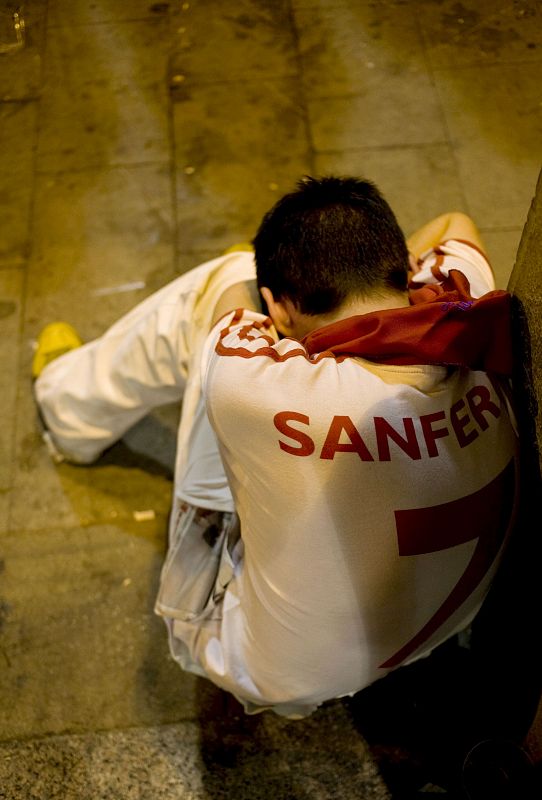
[380,459,516,669]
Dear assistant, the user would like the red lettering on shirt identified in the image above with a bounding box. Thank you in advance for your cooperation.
[320,416,374,461]
[274,383,503,461]
[380,458,516,669]
[274,411,315,456]
[374,417,421,461]
[450,398,478,448]
[420,411,450,457]
[466,385,501,431]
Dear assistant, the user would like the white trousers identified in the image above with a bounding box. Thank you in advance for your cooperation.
[35,251,257,511]
[34,253,288,701]
[34,251,323,717]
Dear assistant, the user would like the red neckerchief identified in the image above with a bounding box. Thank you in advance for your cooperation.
[302,270,513,376]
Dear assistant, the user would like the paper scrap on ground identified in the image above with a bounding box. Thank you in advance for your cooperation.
[93,281,146,296]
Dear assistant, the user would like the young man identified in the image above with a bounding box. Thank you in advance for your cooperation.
[34,177,518,718]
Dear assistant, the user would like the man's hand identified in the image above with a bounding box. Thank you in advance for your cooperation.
[211,279,261,328]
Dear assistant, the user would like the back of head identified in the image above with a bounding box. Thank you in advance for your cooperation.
[253,176,409,316]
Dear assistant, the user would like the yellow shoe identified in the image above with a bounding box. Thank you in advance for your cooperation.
[222,242,254,254]
[32,322,83,379]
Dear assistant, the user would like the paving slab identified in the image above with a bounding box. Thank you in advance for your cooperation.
[25,164,175,341]
[9,357,175,532]
[173,78,311,252]
[0,700,391,800]
[307,76,446,152]
[417,0,542,69]
[12,162,177,529]
[434,62,542,229]
[292,0,357,8]
[0,522,197,741]
[42,16,170,96]
[296,0,447,152]
[0,268,23,532]
[8,377,95,531]
[0,485,9,535]
[0,101,37,265]
[85,436,175,526]
[0,1,45,101]
[294,0,425,99]
[0,722,205,800]
[478,228,523,290]
[168,0,297,85]
[47,0,171,26]
[37,17,170,171]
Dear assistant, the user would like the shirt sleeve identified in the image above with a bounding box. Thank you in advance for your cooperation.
[413,239,495,298]
[201,308,315,427]
[201,308,305,387]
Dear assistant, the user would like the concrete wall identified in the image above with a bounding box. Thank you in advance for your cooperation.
[508,167,542,764]
[509,167,542,467]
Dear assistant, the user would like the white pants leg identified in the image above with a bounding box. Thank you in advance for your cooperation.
[34,252,256,509]
[33,252,288,707]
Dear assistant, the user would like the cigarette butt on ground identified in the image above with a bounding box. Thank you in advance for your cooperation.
[133,509,156,522]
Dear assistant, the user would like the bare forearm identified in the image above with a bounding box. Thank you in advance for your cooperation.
[407,212,486,259]
[211,279,261,328]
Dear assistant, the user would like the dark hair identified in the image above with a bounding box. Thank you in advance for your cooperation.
[253,176,409,315]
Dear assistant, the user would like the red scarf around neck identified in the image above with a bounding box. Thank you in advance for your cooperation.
[303,270,513,376]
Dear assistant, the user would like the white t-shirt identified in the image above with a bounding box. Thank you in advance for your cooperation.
[193,240,518,714]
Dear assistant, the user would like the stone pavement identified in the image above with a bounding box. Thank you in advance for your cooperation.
[0,1,541,797]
